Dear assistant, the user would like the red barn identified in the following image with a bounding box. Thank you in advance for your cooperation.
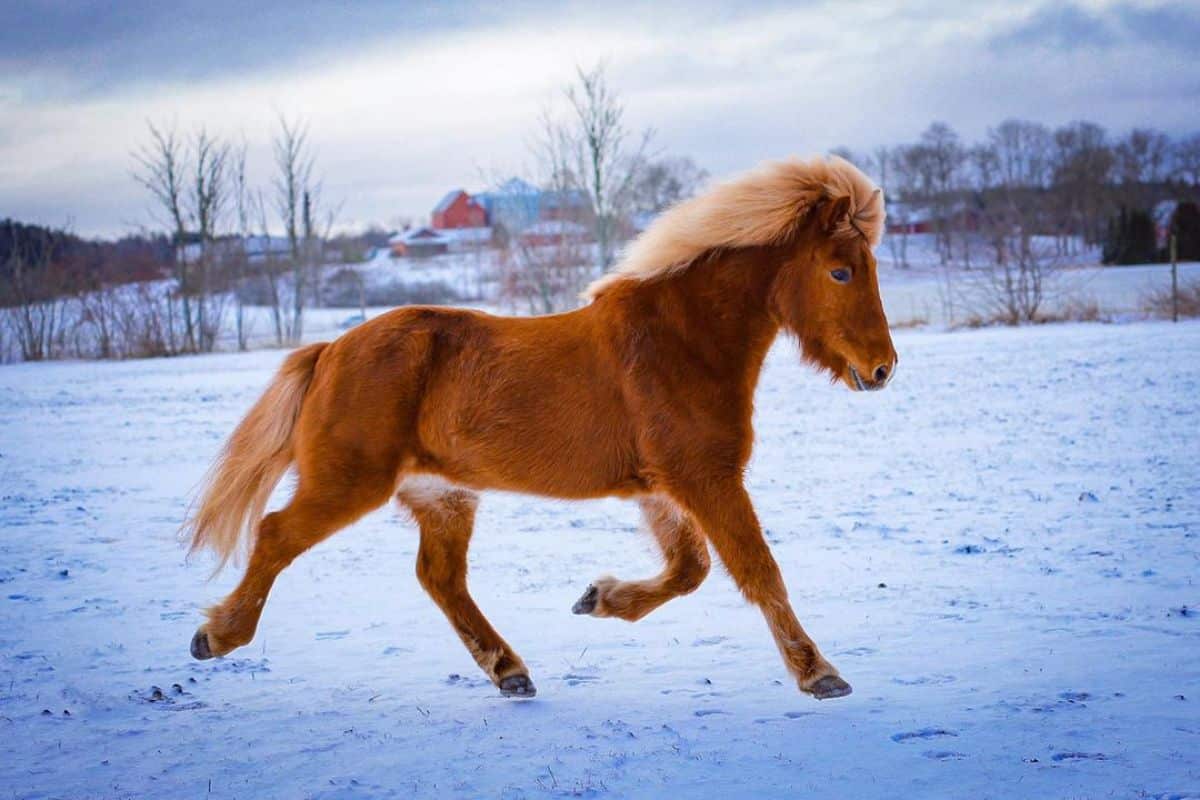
[432,189,487,229]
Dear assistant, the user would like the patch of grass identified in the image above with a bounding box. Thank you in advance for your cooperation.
[1143,279,1200,319]
[889,315,929,330]
[1035,297,1108,324]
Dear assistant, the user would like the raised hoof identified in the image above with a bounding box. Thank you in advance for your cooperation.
[190,629,214,661]
[809,675,853,700]
[499,674,537,698]
[572,584,599,615]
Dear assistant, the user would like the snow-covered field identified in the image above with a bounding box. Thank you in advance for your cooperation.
[1,320,1198,799]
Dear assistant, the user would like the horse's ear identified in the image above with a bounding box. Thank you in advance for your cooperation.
[816,194,852,234]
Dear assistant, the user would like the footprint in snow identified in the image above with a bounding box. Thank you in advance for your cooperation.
[197,658,270,674]
[923,750,966,760]
[315,630,349,640]
[838,646,877,657]
[892,674,956,686]
[1051,751,1108,762]
[444,673,490,688]
[692,636,728,646]
[560,673,600,686]
[892,728,958,743]
[694,709,729,717]
[382,646,413,656]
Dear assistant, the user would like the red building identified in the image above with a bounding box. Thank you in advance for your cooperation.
[432,189,487,229]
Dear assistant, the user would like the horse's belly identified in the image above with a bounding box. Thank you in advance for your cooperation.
[419,411,643,499]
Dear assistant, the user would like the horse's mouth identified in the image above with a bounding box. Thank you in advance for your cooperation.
[848,366,866,391]
[847,366,886,392]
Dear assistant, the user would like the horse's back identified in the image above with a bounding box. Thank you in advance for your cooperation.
[300,304,645,499]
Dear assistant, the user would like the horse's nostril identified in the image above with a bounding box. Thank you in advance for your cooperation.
[873,364,890,383]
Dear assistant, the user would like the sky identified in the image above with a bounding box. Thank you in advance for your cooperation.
[1,0,1198,238]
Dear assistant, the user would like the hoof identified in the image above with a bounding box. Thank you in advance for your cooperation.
[190,629,214,660]
[572,584,599,615]
[499,674,537,698]
[809,675,853,700]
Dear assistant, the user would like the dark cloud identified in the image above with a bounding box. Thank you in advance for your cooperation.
[3,0,1198,237]
[1114,2,1200,52]
[1,0,806,101]
[0,1,517,99]
[990,1,1200,54]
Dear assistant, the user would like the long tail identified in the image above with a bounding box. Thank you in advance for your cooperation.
[183,342,328,572]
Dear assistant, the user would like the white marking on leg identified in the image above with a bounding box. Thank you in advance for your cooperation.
[396,474,479,510]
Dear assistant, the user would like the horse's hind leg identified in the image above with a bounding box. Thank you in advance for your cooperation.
[572,495,710,621]
[398,479,534,698]
[192,475,392,660]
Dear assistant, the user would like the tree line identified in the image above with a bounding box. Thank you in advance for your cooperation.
[836,120,1200,269]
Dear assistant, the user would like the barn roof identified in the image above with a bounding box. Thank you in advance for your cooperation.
[390,227,450,245]
[433,190,467,214]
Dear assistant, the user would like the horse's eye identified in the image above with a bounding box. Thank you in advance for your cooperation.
[830,268,851,284]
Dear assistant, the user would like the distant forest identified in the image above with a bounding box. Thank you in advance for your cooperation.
[834,120,1200,266]
[0,220,172,289]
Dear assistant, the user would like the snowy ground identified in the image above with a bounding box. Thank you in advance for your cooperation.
[1,320,1198,799]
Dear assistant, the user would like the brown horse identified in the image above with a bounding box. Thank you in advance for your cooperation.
[184,155,895,700]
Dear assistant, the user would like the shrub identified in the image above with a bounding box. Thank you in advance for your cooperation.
[1143,279,1200,319]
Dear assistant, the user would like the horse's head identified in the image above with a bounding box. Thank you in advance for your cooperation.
[772,193,897,392]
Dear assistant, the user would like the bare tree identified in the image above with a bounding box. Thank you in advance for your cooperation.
[230,141,253,350]
[562,63,653,271]
[989,119,1052,189]
[499,232,592,316]
[1174,133,1200,188]
[254,188,288,346]
[1115,128,1170,213]
[918,123,967,263]
[272,116,316,344]
[868,146,905,269]
[133,122,192,352]
[1051,121,1114,247]
[957,182,1064,324]
[882,144,925,269]
[190,128,230,351]
[629,156,708,214]
[508,104,604,312]
[1116,128,1170,184]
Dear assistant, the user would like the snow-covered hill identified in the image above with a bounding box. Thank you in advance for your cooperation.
[1,319,1197,797]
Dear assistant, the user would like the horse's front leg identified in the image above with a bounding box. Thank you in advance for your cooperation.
[572,495,710,621]
[671,478,851,699]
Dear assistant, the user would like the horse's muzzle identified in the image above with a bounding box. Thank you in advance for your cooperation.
[849,362,894,391]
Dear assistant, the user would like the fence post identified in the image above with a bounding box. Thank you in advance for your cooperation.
[1171,233,1178,323]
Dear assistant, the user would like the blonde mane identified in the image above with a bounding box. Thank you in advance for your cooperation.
[585,155,885,300]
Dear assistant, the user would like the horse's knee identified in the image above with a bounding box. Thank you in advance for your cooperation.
[670,547,711,594]
[415,541,464,599]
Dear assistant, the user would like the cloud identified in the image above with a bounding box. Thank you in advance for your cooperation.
[1,1,1198,237]
[989,1,1200,53]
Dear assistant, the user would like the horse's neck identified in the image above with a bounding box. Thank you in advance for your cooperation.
[608,247,782,385]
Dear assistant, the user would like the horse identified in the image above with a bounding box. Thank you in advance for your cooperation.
[183,155,896,701]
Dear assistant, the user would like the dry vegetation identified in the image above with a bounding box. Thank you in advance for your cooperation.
[1143,279,1200,319]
